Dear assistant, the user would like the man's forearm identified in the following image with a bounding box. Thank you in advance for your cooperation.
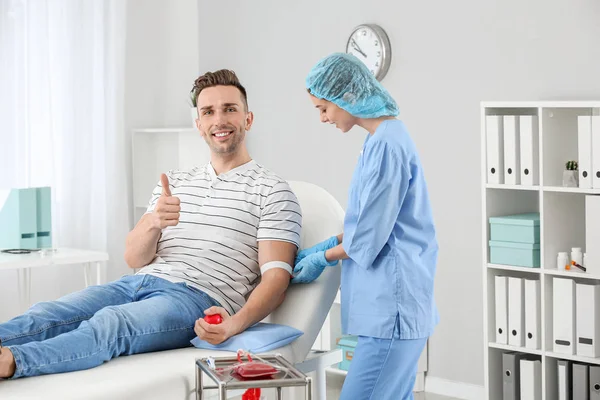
[230,273,288,333]
[124,214,161,269]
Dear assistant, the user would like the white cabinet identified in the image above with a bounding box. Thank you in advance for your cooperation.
[481,101,600,400]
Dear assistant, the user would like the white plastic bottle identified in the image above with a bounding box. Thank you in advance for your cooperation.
[557,252,569,270]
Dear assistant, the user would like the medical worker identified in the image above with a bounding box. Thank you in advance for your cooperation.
[292,53,439,400]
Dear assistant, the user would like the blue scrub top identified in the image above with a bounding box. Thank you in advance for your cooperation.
[341,119,439,340]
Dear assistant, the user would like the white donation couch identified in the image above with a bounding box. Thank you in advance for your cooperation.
[0,181,344,400]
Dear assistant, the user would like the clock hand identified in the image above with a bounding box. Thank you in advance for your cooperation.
[351,39,367,58]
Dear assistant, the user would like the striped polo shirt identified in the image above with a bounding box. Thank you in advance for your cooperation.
[136,160,302,315]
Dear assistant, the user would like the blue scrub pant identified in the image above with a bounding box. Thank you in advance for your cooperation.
[340,335,428,400]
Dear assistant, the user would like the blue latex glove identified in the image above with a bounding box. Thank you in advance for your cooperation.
[295,236,339,265]
[291,251,337,284]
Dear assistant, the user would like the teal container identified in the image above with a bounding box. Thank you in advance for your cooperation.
[489,240,540,268]
[489,213,540,244]
[336,335,358,371]
[0,188,38,250]
[36,187,52,248]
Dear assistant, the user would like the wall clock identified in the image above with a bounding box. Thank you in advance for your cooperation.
[346,24,392,81]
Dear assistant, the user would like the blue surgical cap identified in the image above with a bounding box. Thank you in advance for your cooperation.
[305,52,399,119]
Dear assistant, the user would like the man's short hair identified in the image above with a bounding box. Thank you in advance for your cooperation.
[192,69,248,110]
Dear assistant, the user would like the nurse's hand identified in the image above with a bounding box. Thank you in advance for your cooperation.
[291,251,337,284]
[295,236,339,265]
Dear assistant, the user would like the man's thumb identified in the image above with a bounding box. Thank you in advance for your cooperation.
[160,173,171,196]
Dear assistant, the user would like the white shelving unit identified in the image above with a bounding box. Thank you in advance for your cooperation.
[481,101,600,400]
[131,127,209,224]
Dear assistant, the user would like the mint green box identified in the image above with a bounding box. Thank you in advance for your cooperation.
[336,335,358,371]
[0,187,52,250]
[36,187,52,248]
[0,188,38,249]
[489,213,540,244]
[489,240,540,268]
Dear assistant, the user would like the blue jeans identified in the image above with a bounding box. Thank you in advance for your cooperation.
[0,275,220,378]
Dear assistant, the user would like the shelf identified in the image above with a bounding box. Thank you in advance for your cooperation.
[544,268,600,280]
[539,101,600,108]
[486,184,540,191]
[487,264,541,274]
[482,101,600,108]
[325,366,348,377]
[489,266,600,280]
[545,351,600,365]
[488,342,542,356]
[485,184,600,195]
[482,101,600,400]
[543,186,600,194]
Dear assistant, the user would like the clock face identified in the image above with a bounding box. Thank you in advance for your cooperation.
[345,24,391,81]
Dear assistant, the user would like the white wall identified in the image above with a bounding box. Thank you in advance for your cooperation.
[121,0,200,278]
[125,0,199,131]
[195,0,600,386]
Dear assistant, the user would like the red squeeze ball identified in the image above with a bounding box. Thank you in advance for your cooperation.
[204,314,223,324]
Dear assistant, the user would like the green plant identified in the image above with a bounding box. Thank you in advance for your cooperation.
[189,87,198,108]
[565,160,578,171]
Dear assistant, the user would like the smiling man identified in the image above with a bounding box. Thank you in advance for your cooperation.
[135,70,302,345]
[0,69,301,379]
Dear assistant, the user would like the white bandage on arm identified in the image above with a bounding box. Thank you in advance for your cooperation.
[260,261,293,275]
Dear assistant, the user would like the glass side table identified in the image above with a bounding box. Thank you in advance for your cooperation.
[195,353,312,400]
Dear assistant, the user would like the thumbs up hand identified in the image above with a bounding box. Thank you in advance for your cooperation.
[152,173,180,230]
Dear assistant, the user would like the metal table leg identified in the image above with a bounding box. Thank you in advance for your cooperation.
[305,377,312,400]
[218,383,226,400]
[277,386,282,399]
[196,365,203,400]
